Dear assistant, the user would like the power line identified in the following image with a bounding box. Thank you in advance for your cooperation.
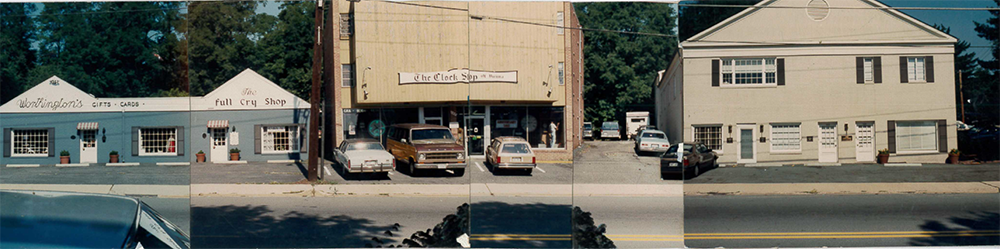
[678,3,1000,11]
[471,14,677,38]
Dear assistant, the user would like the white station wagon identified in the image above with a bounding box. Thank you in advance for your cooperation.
[334,139,395,175]
[485,136,537,173]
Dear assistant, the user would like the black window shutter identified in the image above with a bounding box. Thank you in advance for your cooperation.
[47,128,55,157]
[777,58,785,86]
[132,127,139,156]
[887,121,896,153]
[856,57,864,84]
[176,126,185,156]
[299,124,307,153]
[874,57,882,83]
[925,56,934,83]
[899,57,909,83]
[711,59,720,87]
[3,128,10,157]
[254,124,262,154]
[937,120,947,152]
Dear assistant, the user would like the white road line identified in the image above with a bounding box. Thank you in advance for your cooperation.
[324,165,333,176]
[388,171,394,175]
[475,161,486,172]
[535,166,546,173]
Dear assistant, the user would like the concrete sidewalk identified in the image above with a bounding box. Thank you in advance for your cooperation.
[685,181,1000,196]
[1,184,190,198]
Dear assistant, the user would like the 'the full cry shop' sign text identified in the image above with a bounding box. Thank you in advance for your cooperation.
[399,69,517,85]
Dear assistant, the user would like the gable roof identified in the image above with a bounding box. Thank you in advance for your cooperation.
[191,68,310,111]
[0,76,189,113]
[682,0,957,47]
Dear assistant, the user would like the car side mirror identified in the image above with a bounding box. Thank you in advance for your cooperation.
[401,138,408,144]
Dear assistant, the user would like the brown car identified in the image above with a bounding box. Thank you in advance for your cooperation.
[384,123,467,175]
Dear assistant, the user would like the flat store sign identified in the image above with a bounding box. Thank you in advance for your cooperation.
[399,69,517,85]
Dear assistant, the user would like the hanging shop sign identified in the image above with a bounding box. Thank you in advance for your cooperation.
[496,120,518,129]
[399,69,517,85]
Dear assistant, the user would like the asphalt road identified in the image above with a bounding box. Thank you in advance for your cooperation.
[685,164,1000,183]
[574,141,672,184]
[0,164,189,185]
[685,194,1000,248]
[190,196,468,248]
[470,196,573,248]
[574,196,684,248]
[136,196,191,236]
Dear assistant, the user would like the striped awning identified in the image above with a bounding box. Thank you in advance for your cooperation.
[207,120,229,128]
[77,122,98,130]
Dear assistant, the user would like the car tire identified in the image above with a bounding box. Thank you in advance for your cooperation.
[525,168,533,174]
[408,159,418,175]
[453,168,466,176]
[693,164,700,177]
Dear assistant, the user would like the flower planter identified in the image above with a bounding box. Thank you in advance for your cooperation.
[948,154,960,164]
[109,155,119,163]
[877,154,890,164]
[60,156,70,164]
[230,153,240,161]
[196,153,206,162]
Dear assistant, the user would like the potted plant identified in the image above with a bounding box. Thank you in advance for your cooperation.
[229,148,241,161]
[948,149,961,164]
[877,148,890,164]
[196,150,206,162]
[59,150,70,164]
[109,151,119,163]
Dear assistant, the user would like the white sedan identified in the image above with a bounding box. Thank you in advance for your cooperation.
[334,139,395,174]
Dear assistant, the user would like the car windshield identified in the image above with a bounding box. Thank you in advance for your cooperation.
[345,143,384,151]
[642,132,666,139]
[665,144,693,154]
[412,129,454,141]
[583,124,592,129]
[501,143,531,154]
[602,123,618,130]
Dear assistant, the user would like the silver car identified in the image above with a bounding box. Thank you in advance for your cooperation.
[635,129,671,155]
[600,121,620,140]
[583,122,594,139]
[334,139,395,174]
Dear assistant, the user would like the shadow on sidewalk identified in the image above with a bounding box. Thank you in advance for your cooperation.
[191,204,399,248]
[910,211,1000,246]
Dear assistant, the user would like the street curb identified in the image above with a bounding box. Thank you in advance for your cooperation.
[574,184,683,197]
[189,183,683,197]
[106,162,141,167]
[1,184,189,198]
[55,163,89,167]
[5,164,41,168]
[684,181,1000,196]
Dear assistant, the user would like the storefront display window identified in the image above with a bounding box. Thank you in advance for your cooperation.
[489,106,564,149]
[139,127,178,156]
[343,108,419,141]
[262,125,299,153]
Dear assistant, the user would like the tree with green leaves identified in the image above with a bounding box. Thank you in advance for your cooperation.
[0,3,38,104]
[575,2,678,126]
[933,24,980,123]
[971,0,999,126]
[28,2,185,98]
[187,1,266,97]
[255,1,315,101]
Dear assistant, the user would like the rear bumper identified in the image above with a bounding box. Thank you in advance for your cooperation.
[415,162,467,169]
[495,163,536,169]
[346,164,394,173]
[638,146,669,153]
[660,161,692,174]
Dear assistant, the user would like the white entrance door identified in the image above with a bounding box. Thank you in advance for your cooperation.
[210,128,229,162]
[855,122,875,162]
[818,123,839,163]
[736,125,756,164]
[79,130,97,163]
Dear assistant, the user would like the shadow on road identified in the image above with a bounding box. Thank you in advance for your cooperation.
[470,201,572,248]
[484,162,534,176]
[910,211,1000,246]
[191,205,399,248]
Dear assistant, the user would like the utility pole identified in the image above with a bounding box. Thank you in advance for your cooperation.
[959,70,965,123]
[308,0,324,182]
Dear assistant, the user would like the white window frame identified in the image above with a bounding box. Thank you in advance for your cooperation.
[907,57,926,82]
[558,62,565,85]
[720,58,778,87]
[342,64,353,87]
[138,127,178,156]
[261,125,300,154]
[692,125,723,153]
[11,129,49,157]
[556,12,564,35]
[769,123,801,153]
[340,13,353,38]
[895,121,937,153]
[863,58,874,83]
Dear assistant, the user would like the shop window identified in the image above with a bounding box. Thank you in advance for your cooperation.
[693,125,722,151]
[139,128,178,156]
[345,108,419,140]
[11,129,50,157]
[489,107,563,149]
[262,125,299,153]
[896,121,936,152]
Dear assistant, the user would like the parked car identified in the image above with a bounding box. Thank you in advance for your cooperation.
[485,136,537,173]
[334,138,395,175]
[582,122,594,140]
[600,121,621,140]
[635,129,670,155]
[385,123,467,175]
[660,142,718,179]
[0,190,190,249]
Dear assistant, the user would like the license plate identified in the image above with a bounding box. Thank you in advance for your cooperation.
[669,162,679,167]
[437,164,447,169]
[511,157,522,162]
[365,160,377,166]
